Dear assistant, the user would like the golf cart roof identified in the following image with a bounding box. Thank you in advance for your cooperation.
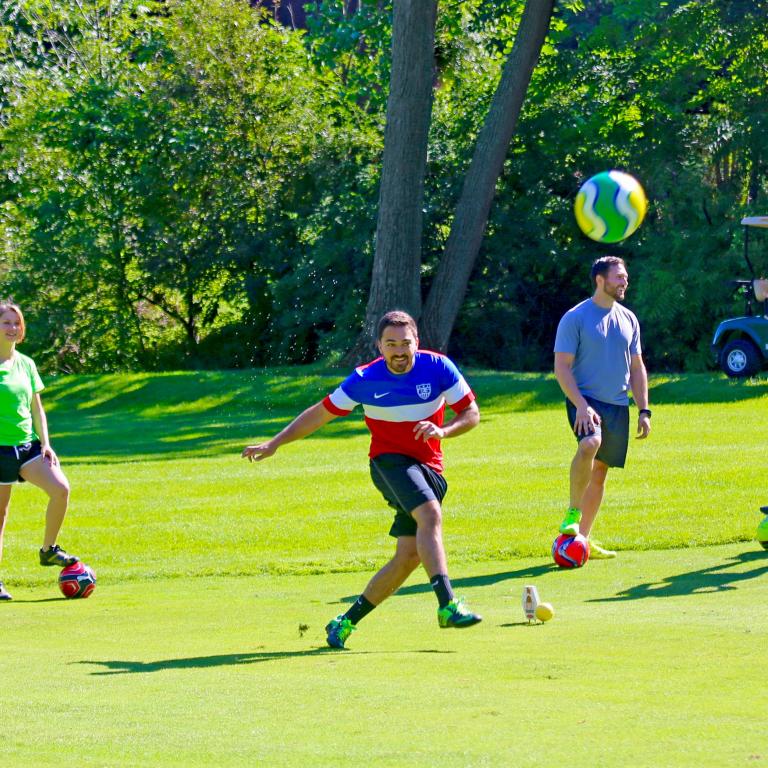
[741,216,768,228]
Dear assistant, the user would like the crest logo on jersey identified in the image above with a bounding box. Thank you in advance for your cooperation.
[416,383,432,400]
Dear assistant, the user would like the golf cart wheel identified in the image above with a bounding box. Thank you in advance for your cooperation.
[719,339,762,378]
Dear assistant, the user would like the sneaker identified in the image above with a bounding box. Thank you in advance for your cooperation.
[758,516,768,550]
[0,581,11,601]
[437,598,482,629]
[559,508,582,536]
[39,544,79,567]
[588,538,617,559]
[325,615,356,649]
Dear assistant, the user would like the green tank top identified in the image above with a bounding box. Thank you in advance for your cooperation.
[0,352,45,446]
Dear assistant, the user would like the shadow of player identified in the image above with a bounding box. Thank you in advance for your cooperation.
[589,549,768,603]
[76,647,454,675]
[334,562,556,605]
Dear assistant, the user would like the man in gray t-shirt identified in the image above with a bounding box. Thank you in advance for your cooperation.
[553,256,651,558]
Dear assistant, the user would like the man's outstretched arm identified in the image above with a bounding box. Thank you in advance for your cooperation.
[242,401,338,461]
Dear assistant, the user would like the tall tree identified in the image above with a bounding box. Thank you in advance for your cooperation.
[348,0,438,361]
[420,0,555,351]
[347,0,554,361]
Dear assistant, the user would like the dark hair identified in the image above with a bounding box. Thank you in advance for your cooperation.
[376,310,419,341]
[590,256,625,288]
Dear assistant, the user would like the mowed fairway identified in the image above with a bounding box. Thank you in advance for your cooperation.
[0,369,766,767]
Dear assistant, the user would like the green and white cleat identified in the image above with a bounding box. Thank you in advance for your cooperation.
[559,508,582,537]
[757,515,768,550]
[437,598,482,629]
[588,538,617,559]
[325,615,356,649]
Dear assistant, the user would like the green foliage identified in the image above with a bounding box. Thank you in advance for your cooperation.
[451,0,768,371]
[0,0,381,370]
[1,0,767,372]
[304,0,392,115]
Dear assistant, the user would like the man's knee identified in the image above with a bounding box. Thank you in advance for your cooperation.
[577,435,601,458]
[411,501,442,530]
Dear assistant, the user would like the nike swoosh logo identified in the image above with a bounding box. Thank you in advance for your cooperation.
[373,392,390,399]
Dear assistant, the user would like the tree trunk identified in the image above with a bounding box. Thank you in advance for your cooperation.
[420,0,555,352]
[344,0,438,365]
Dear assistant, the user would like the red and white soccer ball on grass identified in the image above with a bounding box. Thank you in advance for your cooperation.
[552,534,590,569]
[58,561,97,599]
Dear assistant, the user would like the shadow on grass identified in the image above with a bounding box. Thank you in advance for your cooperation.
[41,369,768,463]
[336,563,557,604]
[644,375,768,405]
[9,597,69,603]
[590,550,768,603]
[77,647,454,674]
[52,410,370,464]
[464,371,768,409]
[43,367,369,463]
[36,365,768,464]
[499,621,552,628]
[43,369,341,416]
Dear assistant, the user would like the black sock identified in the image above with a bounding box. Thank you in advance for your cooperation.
[343,595,376,625]
[430,574,454,608]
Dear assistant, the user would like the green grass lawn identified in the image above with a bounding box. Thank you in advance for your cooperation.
[0,369,767,766]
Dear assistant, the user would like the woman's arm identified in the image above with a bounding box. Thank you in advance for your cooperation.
[31,393,58,465]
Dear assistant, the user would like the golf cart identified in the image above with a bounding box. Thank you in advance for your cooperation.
[712,216,768,377]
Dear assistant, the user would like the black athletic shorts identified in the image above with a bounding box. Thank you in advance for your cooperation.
[0,440,42,484]
[566,396,629,468]
[369,453,448,538]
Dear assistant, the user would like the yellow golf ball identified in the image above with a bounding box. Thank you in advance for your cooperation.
[535,602,555,622]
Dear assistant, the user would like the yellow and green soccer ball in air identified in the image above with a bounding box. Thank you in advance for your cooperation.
[574,170,648,243]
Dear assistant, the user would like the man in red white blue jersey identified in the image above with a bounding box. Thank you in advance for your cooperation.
[242,310,482,648]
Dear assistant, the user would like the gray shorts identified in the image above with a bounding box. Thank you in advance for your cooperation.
[369,453,448,538]
[566,396,629,468]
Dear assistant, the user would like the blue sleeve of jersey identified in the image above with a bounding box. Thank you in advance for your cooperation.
[630,316,642,356]
[554,312,579,355]
[337,369,367,404]
[438,355,463,392]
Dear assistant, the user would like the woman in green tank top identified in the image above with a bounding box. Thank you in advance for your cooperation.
[0,301,79,601]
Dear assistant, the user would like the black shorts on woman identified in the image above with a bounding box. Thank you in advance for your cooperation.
[565,396,629,468]
[0,440,42,484]
[370,453,448,537]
